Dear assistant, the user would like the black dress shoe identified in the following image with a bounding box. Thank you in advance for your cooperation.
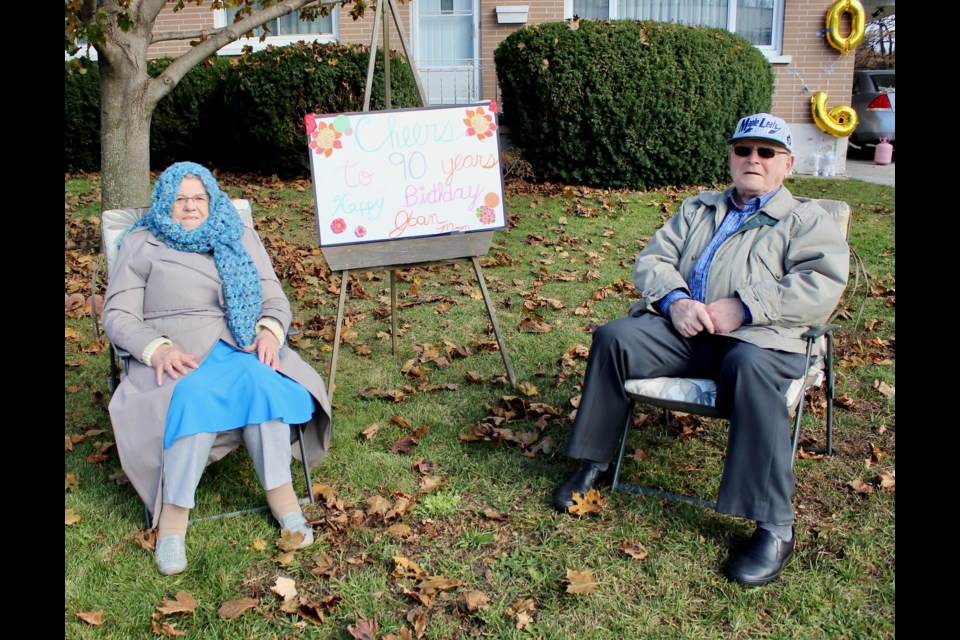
[552,460,612,513]
[725,527,795,587]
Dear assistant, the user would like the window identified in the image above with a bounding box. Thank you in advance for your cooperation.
[215,2,337,55]
[568,0,786,59]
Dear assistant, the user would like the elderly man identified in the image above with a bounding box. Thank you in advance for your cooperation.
[552,113,849,586]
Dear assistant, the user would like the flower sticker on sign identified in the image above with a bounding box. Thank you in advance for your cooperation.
[464,105,498,141]
[308,119,344,158]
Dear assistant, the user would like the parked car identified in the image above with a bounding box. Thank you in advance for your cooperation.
[850,69,895,150]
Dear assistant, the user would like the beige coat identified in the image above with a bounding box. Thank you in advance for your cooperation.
[103,226,332,527]
[628,187,850,354]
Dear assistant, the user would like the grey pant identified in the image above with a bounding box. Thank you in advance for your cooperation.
[565,313,806,525]
[162,419,293,508]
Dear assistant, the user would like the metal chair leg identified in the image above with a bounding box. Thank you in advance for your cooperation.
[298,424,315,504]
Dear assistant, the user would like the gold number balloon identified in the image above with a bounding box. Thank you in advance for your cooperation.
[825,0,865,54]
[811,91,859,137]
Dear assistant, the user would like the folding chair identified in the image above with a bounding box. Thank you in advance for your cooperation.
[93,200,316,526]
[610,198,852,508]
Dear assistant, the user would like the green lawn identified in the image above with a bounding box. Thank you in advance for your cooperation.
[65,171,894,639]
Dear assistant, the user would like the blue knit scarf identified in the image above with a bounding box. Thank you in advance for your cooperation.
[130,162,262,347]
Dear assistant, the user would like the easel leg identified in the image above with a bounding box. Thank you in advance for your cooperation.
[328,269,350,402]
[390,269,398,356]
[470,256,517,388]
[362,0,385,112]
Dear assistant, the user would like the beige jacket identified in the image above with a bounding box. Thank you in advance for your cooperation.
[103,226,332,527]
[628,187,850,354]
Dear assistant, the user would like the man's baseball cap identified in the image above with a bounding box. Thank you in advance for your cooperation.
[728,113,793,153]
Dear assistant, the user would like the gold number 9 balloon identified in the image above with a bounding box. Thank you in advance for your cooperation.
[825,0,865,54]
[811,91,859,137]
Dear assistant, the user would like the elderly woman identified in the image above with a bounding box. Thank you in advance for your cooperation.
[104,162,332,576]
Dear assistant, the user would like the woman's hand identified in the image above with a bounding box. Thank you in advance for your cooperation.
[150,344,199,386]
[245,329,281,370]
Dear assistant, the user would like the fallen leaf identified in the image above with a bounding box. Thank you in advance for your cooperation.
[418,476,444,494]
[386,523,414,539]
[348,612,378,640]
[874,380,895,398]
[385,494,415,520]
[297,602,325,626]
[565,568,599,595]
[516,381,539,397]
[413,458,434,474]
[391,415,414,430]
[152,620,188,636]
[568,488,605,515]
[459,590,490,612]
[278,528,309,552]
[217,597,257,620]
[391,434,419,454]
[311,552,339,578]
[832,393,857,409]
[392,556,427,578]
[848,478,874,495]
[360,423,382,440]
[274,550,296,565]
[482,508,507,521]
[366,495,392,517]
[107,469,129,484]
[876,470,896,492]
[271,576,297,601]
[252,538,267,551]
[156,590,198,616]
[134,528,157,552]
[65,509,81,526]
[76,610,104,626]
[505,598,537,630]
[407,607,428,638]
[65,473,80,492]
[620,541,649,560]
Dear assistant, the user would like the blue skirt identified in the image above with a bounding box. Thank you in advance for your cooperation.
[163,340,315,449]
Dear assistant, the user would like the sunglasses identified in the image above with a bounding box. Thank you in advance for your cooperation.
[732,145,789,159]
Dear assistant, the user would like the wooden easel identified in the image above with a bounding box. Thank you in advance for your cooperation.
[323,0,516,400]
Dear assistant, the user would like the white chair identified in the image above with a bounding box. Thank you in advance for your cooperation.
[94,200,316,525]
[610,198,851,508]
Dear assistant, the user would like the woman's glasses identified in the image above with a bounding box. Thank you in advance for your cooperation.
[732,145,790,159]
[173,194,210,207]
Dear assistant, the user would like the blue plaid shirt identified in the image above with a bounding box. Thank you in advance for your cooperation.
[658,188,781,323]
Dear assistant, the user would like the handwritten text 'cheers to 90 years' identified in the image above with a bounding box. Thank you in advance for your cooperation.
[329,115,500,239]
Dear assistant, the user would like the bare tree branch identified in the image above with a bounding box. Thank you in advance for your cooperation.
[151,28,227,43]
[145,0,325,106]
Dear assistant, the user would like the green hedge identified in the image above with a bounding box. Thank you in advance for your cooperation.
[223,42,419,174]
[64,42,418,174]
[494,20,774,189]
[64,63,102,172]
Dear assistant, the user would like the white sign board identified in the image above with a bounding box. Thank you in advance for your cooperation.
[305,102,506,247]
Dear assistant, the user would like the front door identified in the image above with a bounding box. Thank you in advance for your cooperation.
[412,0,480,105]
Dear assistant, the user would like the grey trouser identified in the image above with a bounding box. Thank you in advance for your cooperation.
[565,313,806,525]
[162,419,293,508]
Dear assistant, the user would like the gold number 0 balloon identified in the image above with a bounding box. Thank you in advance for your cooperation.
[811,91,859,137]
[825,0,865,54]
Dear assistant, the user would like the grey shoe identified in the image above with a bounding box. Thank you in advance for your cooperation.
[277,512,314,549]
[155,535,187,576]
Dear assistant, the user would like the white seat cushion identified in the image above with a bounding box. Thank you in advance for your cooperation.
[624,370,822,416]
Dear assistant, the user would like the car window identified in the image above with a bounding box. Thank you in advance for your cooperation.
[853,78,860,94]
[870,73,895,92]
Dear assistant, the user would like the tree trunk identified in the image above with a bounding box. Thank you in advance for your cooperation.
[99,61,154,211]
[96,3,158,212]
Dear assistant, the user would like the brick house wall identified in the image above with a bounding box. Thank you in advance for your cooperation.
[149,1,856,115]
[147,1,858,172]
